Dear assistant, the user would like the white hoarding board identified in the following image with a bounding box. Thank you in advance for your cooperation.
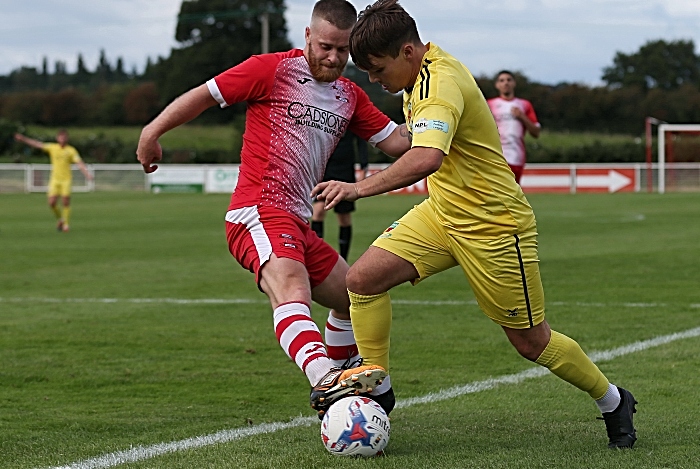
[205,166,239,194]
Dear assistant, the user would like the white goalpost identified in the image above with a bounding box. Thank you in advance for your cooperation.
[657,123,700,194]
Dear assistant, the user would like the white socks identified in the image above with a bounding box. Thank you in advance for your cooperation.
[595,383,622,413]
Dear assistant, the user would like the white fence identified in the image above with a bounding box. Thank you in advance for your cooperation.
[1,162,700,194]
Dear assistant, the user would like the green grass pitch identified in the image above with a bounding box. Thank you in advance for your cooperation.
[1,191,699,469]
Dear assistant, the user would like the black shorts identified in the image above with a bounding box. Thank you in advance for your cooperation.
[320,171,355,214]
[331,199,355,214]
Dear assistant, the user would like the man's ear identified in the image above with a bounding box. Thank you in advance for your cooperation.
[402,43,414,60]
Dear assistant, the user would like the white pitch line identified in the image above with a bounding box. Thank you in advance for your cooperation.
[0,297,689,309]
[0,297,267,305]
[44,325,700,469]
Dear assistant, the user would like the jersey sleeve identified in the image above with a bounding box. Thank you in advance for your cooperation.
[523,99,540,127]
[347,83,396,147]
[71,148,82,163]
[410,76,464,155]
[206,54,278,108]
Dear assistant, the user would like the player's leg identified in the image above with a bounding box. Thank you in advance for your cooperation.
[47,182,63,230]
[225,206,335,387]
[455,228,637,448]
[305,225,387,416]
[346,201,457,412]
[310,200,326,239]
[348,200,457,363]
[310,254,360,366]
[335,202,353,260]
[61,194,71,232]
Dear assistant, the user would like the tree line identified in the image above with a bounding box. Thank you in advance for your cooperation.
[1,0,699,162]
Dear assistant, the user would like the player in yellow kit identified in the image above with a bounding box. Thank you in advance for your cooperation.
[15,130,92,232]
[312,0,638,449]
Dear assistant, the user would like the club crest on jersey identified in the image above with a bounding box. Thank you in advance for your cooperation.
[287,102,349,137]
[413,118,449,134]
[378,221,399,239]
[332,83,349,102]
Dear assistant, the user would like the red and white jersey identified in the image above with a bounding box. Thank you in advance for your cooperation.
[207,49,396,221]
[487,97,539,167]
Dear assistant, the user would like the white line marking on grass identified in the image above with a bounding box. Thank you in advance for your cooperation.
[43,326,700,469]
[48,417,318,469]
[1,297,689,309]
[0,297,268,305]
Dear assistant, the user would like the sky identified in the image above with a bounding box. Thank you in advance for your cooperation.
[1,0,700,86]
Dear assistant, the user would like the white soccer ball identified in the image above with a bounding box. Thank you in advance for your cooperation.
[320,395,390,457]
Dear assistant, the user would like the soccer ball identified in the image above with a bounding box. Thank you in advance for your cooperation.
[320,396,390,457]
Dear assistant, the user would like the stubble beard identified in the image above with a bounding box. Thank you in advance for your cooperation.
[308,44,345,82]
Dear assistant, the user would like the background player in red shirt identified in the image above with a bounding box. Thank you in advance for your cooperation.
[487,70,541,183]
[136,0,410,418]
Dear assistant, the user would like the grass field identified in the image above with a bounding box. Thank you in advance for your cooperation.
[1,191,699,469]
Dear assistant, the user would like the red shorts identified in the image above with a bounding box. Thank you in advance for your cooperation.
[509,164,524,184]
[225,205,339,289]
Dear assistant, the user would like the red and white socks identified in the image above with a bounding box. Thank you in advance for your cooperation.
[324,313,360,367]
[273,302,333,386]
[325,312,392,396]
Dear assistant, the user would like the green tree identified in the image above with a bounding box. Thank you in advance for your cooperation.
[602,39,700,90]
[155,0,292,107]
[75,53,92,87]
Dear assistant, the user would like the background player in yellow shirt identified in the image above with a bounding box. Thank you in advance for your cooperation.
[312,0,637,449]
[15,130,92,232]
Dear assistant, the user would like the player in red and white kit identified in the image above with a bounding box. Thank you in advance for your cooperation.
[136,0,410,418]
[487,70,541,183]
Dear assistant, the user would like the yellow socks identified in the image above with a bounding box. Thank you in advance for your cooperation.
[348,290,392,371]
[347,293,610,401]
[62,207,71,226]
[51,205,61,219]
[535,330,609,399]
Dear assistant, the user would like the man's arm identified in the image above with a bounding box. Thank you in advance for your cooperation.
[375,124,412,158]
[14,133,45,150]
[136,84,218,173]
[76,160,93,181]
[312,146,443,210]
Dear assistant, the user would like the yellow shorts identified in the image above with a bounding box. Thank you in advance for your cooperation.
[47,179,72,197]
[372,199,545,329]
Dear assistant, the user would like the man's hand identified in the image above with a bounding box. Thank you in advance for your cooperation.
[136,133,163,174]
[311,180,359,210]
[511,106,525,120]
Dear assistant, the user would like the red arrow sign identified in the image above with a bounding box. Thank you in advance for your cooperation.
[360,166,637,195]
[521,168,636,193]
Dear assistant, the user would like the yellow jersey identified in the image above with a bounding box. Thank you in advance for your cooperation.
[43,143,82,181]
[404,43,535,237]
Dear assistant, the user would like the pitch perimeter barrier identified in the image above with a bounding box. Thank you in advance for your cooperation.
[1,162,699,194]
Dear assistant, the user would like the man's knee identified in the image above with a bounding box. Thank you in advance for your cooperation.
[504,321,551,361]
[346,266,367,294]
